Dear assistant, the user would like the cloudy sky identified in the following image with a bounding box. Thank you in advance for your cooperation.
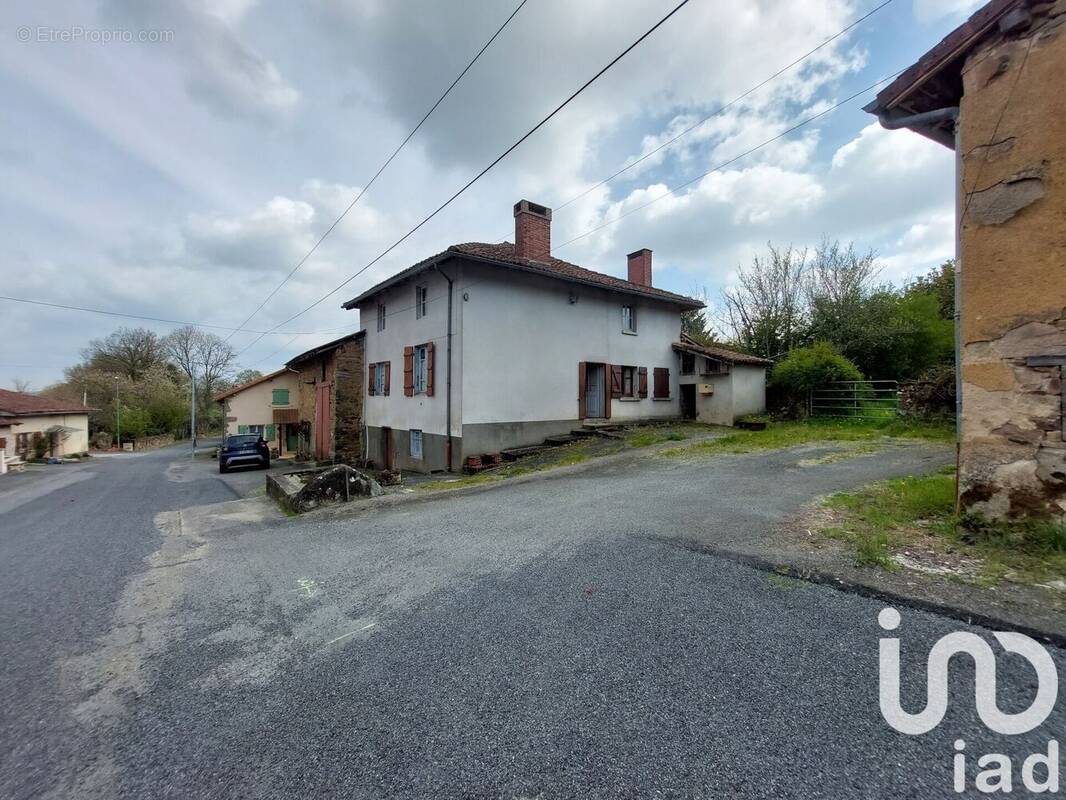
[1,0,980,390]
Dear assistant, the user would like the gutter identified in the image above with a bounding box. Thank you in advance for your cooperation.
[431,263,455,472]
[877,105,964,507]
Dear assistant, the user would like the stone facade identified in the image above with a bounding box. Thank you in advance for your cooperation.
[958,3,1066,516]
[288,333,365,464]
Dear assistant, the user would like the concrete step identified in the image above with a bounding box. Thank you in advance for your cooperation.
[500,445,548,462]
[543,434,579,446]
[569,429,599,438]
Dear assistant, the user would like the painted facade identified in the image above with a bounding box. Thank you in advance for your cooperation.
[866,0,1066,518]
[348,200,758,473]
[215,369,300,457]
[286,331,365,463]
[0,413,90,459]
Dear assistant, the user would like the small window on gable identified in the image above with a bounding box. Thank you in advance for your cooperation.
[415,285,428,319]
[410,429,423,460]
[272,388,289,405]
[377,303,386,332]
[621,304,636,333]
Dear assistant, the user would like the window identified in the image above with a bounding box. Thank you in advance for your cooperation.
[271,388,289,405]
[415,285,428,319]
[247,424,265,437]
[621,304,636,333]
[16,432,30,454]
[377,303,386,332]
[703,357,726,375]
[410,429,423,460]
[375,363,386,396]
[680,351,695,375]
[413,344,428,394]
[622,366,636,398]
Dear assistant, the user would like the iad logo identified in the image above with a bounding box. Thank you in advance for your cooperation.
[878,607,1061,793]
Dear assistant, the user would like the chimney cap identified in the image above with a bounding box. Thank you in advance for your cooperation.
[514,199,552,220]
[627,248,652,258]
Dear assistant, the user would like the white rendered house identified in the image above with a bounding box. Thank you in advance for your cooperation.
[345,200,764,472]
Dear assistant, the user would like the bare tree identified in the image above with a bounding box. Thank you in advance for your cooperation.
[11,377,31,393]
[163,325,236,418]
[719,243,808,360]
[805,237,880,309]
[83,327,166,381]
[681,286,717,346]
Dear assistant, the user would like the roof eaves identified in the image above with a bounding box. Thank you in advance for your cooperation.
[212,367,290,402]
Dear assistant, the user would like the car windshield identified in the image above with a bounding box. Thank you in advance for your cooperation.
[226,435,260,447]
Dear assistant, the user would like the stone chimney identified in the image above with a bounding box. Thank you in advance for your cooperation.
[514,200,552,262]
[627,248,652,287]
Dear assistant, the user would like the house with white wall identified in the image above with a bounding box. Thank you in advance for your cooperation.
[0,389,92,461]
[674,334,771,425]
[345,200,766,472]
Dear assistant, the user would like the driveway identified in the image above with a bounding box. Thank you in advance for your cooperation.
[3,439,1060,799]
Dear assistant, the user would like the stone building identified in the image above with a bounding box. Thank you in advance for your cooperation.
[865,0,1065,517]
[285,331,366,463]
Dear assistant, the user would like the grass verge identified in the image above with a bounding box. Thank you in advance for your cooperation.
[817,468,1066,586]
[662,417,953,458]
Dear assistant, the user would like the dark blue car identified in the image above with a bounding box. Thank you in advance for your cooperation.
[219,434,270,473]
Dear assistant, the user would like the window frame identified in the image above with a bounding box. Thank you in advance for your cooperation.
[415,285,428,319]
[374,363,386,396]
[377,303,386,332]
[621,365,636,398]
[410,429,423,460]
[271,388,290,406]
[621,304,636,334]
[413,344,428,394]
[680,351,696,375]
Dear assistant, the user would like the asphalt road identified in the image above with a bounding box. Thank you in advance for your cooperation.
[2,441,1062,799]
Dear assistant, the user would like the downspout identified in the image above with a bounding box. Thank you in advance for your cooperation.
[877,106,962,509]
[431,264,455,471]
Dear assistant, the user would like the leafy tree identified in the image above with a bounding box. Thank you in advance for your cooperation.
[769,342,863,417]
[229,369,264,388]
[82,327,166,381]
[720,243,808,360]
[681,287,717,346]
[906,260,955,320]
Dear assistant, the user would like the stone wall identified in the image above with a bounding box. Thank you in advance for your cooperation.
[959,3,1066,517]
[332,338,365,463]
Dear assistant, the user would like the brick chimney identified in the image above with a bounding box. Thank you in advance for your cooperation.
[627,248,652,287]
[514,199,552,262]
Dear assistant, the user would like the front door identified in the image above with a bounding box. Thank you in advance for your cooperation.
[285,424,299,454]
[681,384,697,420]
[585,363,605,419]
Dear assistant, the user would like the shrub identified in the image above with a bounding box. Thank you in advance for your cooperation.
[769,342,863,417]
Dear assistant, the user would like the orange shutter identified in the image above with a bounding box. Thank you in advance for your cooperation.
[425,341,435,397]
[403,347,414,397]
[610,364,623,399]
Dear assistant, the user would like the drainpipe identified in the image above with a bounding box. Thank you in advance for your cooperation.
[877,106,962,509]
[432,264,455,471]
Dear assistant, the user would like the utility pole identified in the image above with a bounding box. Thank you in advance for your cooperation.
[191,367,197,459]
[115,379,121,451]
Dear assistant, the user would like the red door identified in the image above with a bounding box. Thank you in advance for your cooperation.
[315,383,333,460]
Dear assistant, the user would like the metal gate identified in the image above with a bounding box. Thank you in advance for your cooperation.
[809,380,898,419]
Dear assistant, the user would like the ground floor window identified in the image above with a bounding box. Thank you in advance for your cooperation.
[410,429,423,460]
[622,366,636,397]
[246,424,265,437]
[16,432,30,453]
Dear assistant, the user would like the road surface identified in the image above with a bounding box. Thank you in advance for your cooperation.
[1,442,1060,798]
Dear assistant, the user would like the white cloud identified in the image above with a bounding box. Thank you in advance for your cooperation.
[912,0,983,24]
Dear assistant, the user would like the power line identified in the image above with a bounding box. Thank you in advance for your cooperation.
[236,0,697,356]
[552,70,905,252]
[0,294,357,336]
[225,0,530,342]
[551,0,896,215]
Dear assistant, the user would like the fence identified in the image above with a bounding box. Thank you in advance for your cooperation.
[809,380,899,420]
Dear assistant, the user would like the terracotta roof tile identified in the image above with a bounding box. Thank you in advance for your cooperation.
[342,242,704,309]
[673,334,772,366]
[0,389,94,416]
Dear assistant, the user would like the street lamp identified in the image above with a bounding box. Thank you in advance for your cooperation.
[114,378,121,451]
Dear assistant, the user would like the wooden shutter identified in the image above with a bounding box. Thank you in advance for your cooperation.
[384,362,391,396]
[368,363,376,396]
[577,362,587,419]
[653,367,670,399]
[638,367,648,398]
[403,347,414,397]
[610,364,623,399]
[266,424,276,441]
[238,424,248,434]
[425,342,435,397]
